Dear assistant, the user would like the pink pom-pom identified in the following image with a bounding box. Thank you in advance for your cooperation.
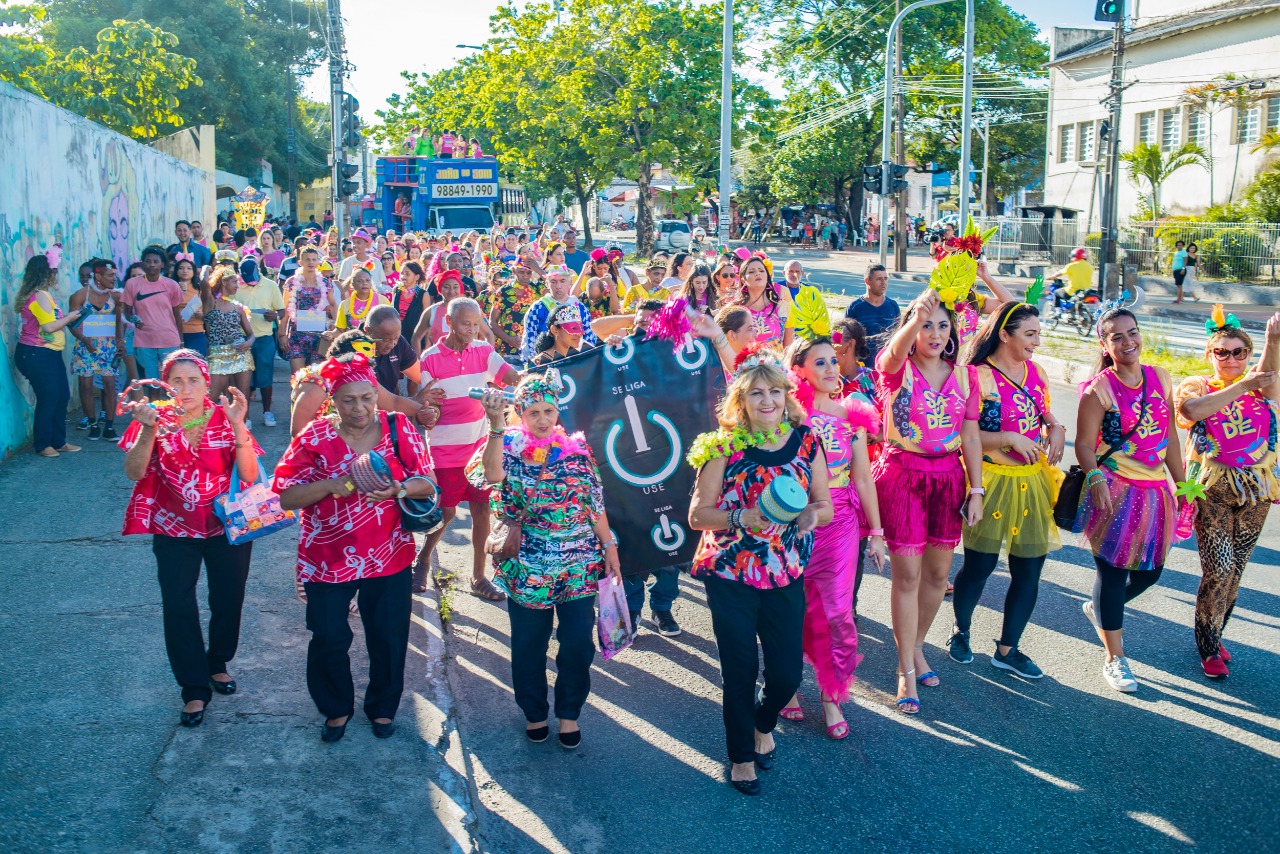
[644,296,694,349]
[788,369,816,412]
[842,396,881,436]
[44,243,63,270]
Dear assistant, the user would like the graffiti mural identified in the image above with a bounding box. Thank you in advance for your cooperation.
[0,81,210,458]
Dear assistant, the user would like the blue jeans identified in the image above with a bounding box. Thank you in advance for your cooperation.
[250,335,277,389]
[507,595,596,722]
[624,564,682,613]
[182,332,208,357]
[14,343,70,451]
[135,346,178,379]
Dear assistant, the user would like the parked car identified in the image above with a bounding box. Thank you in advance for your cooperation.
[653,219,692,252]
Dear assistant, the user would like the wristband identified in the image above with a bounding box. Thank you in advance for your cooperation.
[601,537,619,550]
[868,528,885,537]
[728,508,744,529]
[969,487,985,496]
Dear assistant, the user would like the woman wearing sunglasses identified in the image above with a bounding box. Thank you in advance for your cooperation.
[1174,308,1280,679]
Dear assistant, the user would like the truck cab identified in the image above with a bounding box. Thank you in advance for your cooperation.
[375,156,499,235]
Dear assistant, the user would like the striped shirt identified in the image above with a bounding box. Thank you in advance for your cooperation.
[419,338,515,468]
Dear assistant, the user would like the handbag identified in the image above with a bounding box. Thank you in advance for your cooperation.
[386,412,444,533]
[1052,374,1147,530]
[485,452,553,562]
[214,462,298,545]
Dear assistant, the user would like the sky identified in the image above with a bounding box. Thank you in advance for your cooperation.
[305,0,1106,122]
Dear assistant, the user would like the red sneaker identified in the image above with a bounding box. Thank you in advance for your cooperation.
[1201,655,1230,679]
[1219,641,1231,662]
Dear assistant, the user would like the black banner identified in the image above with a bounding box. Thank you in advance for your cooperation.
[548,336,725,576]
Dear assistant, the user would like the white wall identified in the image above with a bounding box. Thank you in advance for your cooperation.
[1044,11,1280,224]
[0,82,211,457]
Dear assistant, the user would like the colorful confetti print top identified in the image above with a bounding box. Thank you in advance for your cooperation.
[691,426,817,590]
[1175,374,1280,503]
[876,355,979,456]
[466,426,606,608]
[976,361,1051,466]
[1095,365,1170,482]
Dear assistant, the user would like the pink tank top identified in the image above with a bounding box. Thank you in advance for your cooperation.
[953,294,985,347]
[979,362,1049,441]
[1198,380,1274,468]
[1098,365,1169,470]
[806,410,854,488]
[878,357,978,455]
[750,302,783,344]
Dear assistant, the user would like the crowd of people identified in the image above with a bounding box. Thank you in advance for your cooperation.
[12,210,1278,796]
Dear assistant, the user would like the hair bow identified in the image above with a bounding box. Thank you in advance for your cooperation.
[1205,304,1241,335]
[174,252,195,264]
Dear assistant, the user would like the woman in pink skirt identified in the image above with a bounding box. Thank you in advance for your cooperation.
[782,335,885,738]
[875,288,985,714]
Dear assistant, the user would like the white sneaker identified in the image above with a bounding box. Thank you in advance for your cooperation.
[1082,600,1100,630]
[263,412,277,428]
[1102,656,1138,693]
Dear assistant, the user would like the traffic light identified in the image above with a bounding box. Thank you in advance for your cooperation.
[1094,0,1123,23]
[340,93,361,149]
[339,162,360,197]
[863,164,883,195]
[888,163,910,194]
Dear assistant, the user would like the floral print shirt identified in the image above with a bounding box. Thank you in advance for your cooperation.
[691,427,817,589]
[466,427,606,608]
[491,282,539,356]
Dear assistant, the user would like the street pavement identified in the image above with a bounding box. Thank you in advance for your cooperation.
[4,281,1280,853]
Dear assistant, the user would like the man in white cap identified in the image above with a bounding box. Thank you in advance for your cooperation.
[337,228,387,293]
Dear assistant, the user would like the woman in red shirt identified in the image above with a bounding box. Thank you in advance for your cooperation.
[274,353,438,743]
[120,349,262,727]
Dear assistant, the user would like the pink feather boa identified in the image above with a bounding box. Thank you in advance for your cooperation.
[788,370,881,435]
[507,425,592,464]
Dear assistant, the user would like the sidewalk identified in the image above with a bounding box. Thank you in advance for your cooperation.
[0,367,477,853]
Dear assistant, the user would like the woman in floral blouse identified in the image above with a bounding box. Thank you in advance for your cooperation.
[469,374,622,749]
[688,343,832,796]
[274,353,438,743]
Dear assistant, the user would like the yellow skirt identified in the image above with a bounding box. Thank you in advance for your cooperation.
[963,459,1062,559]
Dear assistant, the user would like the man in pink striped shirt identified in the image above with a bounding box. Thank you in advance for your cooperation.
[416,296,520,599]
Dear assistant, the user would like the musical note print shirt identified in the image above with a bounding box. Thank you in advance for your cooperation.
[273,411,433,584]
[120,404,264,538]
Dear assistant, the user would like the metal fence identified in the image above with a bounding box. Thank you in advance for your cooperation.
[970,217,1280,284]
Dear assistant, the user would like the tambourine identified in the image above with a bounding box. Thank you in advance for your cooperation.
[115,380,187,435]
[350,450,394,494]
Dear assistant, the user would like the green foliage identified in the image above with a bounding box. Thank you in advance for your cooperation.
[1198,227,1265,281]
[1243,170,1280,223]
[1121,142,1208,218]
[0,5,53,95]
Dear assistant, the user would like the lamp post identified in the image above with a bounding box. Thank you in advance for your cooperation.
[717,0,733,245]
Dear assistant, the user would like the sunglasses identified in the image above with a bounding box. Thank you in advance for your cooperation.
[1212,347,1249,360]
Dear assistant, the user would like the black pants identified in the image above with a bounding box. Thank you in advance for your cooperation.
[152,533,253,704]
[14,343,70,452]
[1092,557,1163,632]
[952,548,1046,650]
[304,568,412,721]
[704,575,804,764]
[507,595,596,723]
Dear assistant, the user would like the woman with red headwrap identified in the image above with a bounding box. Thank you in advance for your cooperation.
[119,349,262,728]
[274,353,438,743]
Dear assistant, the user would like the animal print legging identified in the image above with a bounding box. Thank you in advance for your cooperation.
[1192,479,1272,659]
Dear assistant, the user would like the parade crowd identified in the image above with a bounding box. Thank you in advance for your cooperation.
[12,213,1279,795]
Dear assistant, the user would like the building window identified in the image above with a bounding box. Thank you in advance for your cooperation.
[1137,112,1156,145]
[1078,122,1095,161]
[1187,109,1208,147]
[1237,104,1261,144]
[1058,125,1075,163]
[920,187,927,209]
[1160,108,1181,150]
[1267,96,1280,133]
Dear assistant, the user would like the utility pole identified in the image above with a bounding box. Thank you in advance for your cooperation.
[286,81,299,222]
[894,0,908,273]
[717,0,733,246]
[1098,14,1126,300]
[978,113,989,220]
[327,0,346,243]
[957,0,975,229]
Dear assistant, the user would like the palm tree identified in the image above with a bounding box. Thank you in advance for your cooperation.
[1252,131,1280,157]
[1181,82,1225,205]
[1121,142,1209,218]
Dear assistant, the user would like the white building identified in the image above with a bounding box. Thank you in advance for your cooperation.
[1044,0,1280,226]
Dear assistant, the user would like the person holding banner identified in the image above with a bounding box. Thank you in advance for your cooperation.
[874,284,984,715]
[688,344,832,796]
[281,246,339,373]
[470,376,622,749]
[783,334,885,739]
[519,264,600,364]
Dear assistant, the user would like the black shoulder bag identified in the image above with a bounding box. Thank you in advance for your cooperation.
[1052,373,1147,530]
[386,412,444,534]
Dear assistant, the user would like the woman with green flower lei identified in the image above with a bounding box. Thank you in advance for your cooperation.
[688,343,832,796]
[1174,306,1280,679]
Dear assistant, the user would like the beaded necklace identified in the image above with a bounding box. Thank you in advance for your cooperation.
[687,422,794,469]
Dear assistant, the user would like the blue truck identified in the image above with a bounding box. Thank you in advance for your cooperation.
[372,155,501,234]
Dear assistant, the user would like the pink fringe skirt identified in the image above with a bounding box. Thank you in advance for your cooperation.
[873,447,966,556]
[803,484,865,703]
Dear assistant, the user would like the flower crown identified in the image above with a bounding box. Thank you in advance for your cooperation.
[732,341,785,375]
[1205,304,1242,336]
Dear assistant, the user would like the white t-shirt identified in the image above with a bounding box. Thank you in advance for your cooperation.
[337,254,388,291]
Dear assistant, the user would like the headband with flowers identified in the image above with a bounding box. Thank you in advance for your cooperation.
[732,340,785,375]
[1205,303,1243,337]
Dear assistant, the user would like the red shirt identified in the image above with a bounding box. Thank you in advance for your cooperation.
[119,405,263,538]
[272,411,432,584]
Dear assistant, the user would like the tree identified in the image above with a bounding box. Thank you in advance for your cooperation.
[0,5,54,96]
[1120,142,1208,219]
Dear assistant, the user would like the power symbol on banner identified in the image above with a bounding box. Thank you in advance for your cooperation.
[651,513,685,551]
[605,395,681,487]
[674,337,709,371]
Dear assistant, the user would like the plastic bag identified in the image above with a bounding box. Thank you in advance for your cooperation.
[596,577,633,661]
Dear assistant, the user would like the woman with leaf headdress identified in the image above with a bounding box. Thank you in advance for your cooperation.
[1173,306,1280,679]
[934,217,1016,346]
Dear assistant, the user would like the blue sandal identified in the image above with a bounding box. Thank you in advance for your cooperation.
[917,671,940,687]
[895,697,921,715]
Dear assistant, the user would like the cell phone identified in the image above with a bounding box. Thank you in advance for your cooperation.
[959,496,971,526]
